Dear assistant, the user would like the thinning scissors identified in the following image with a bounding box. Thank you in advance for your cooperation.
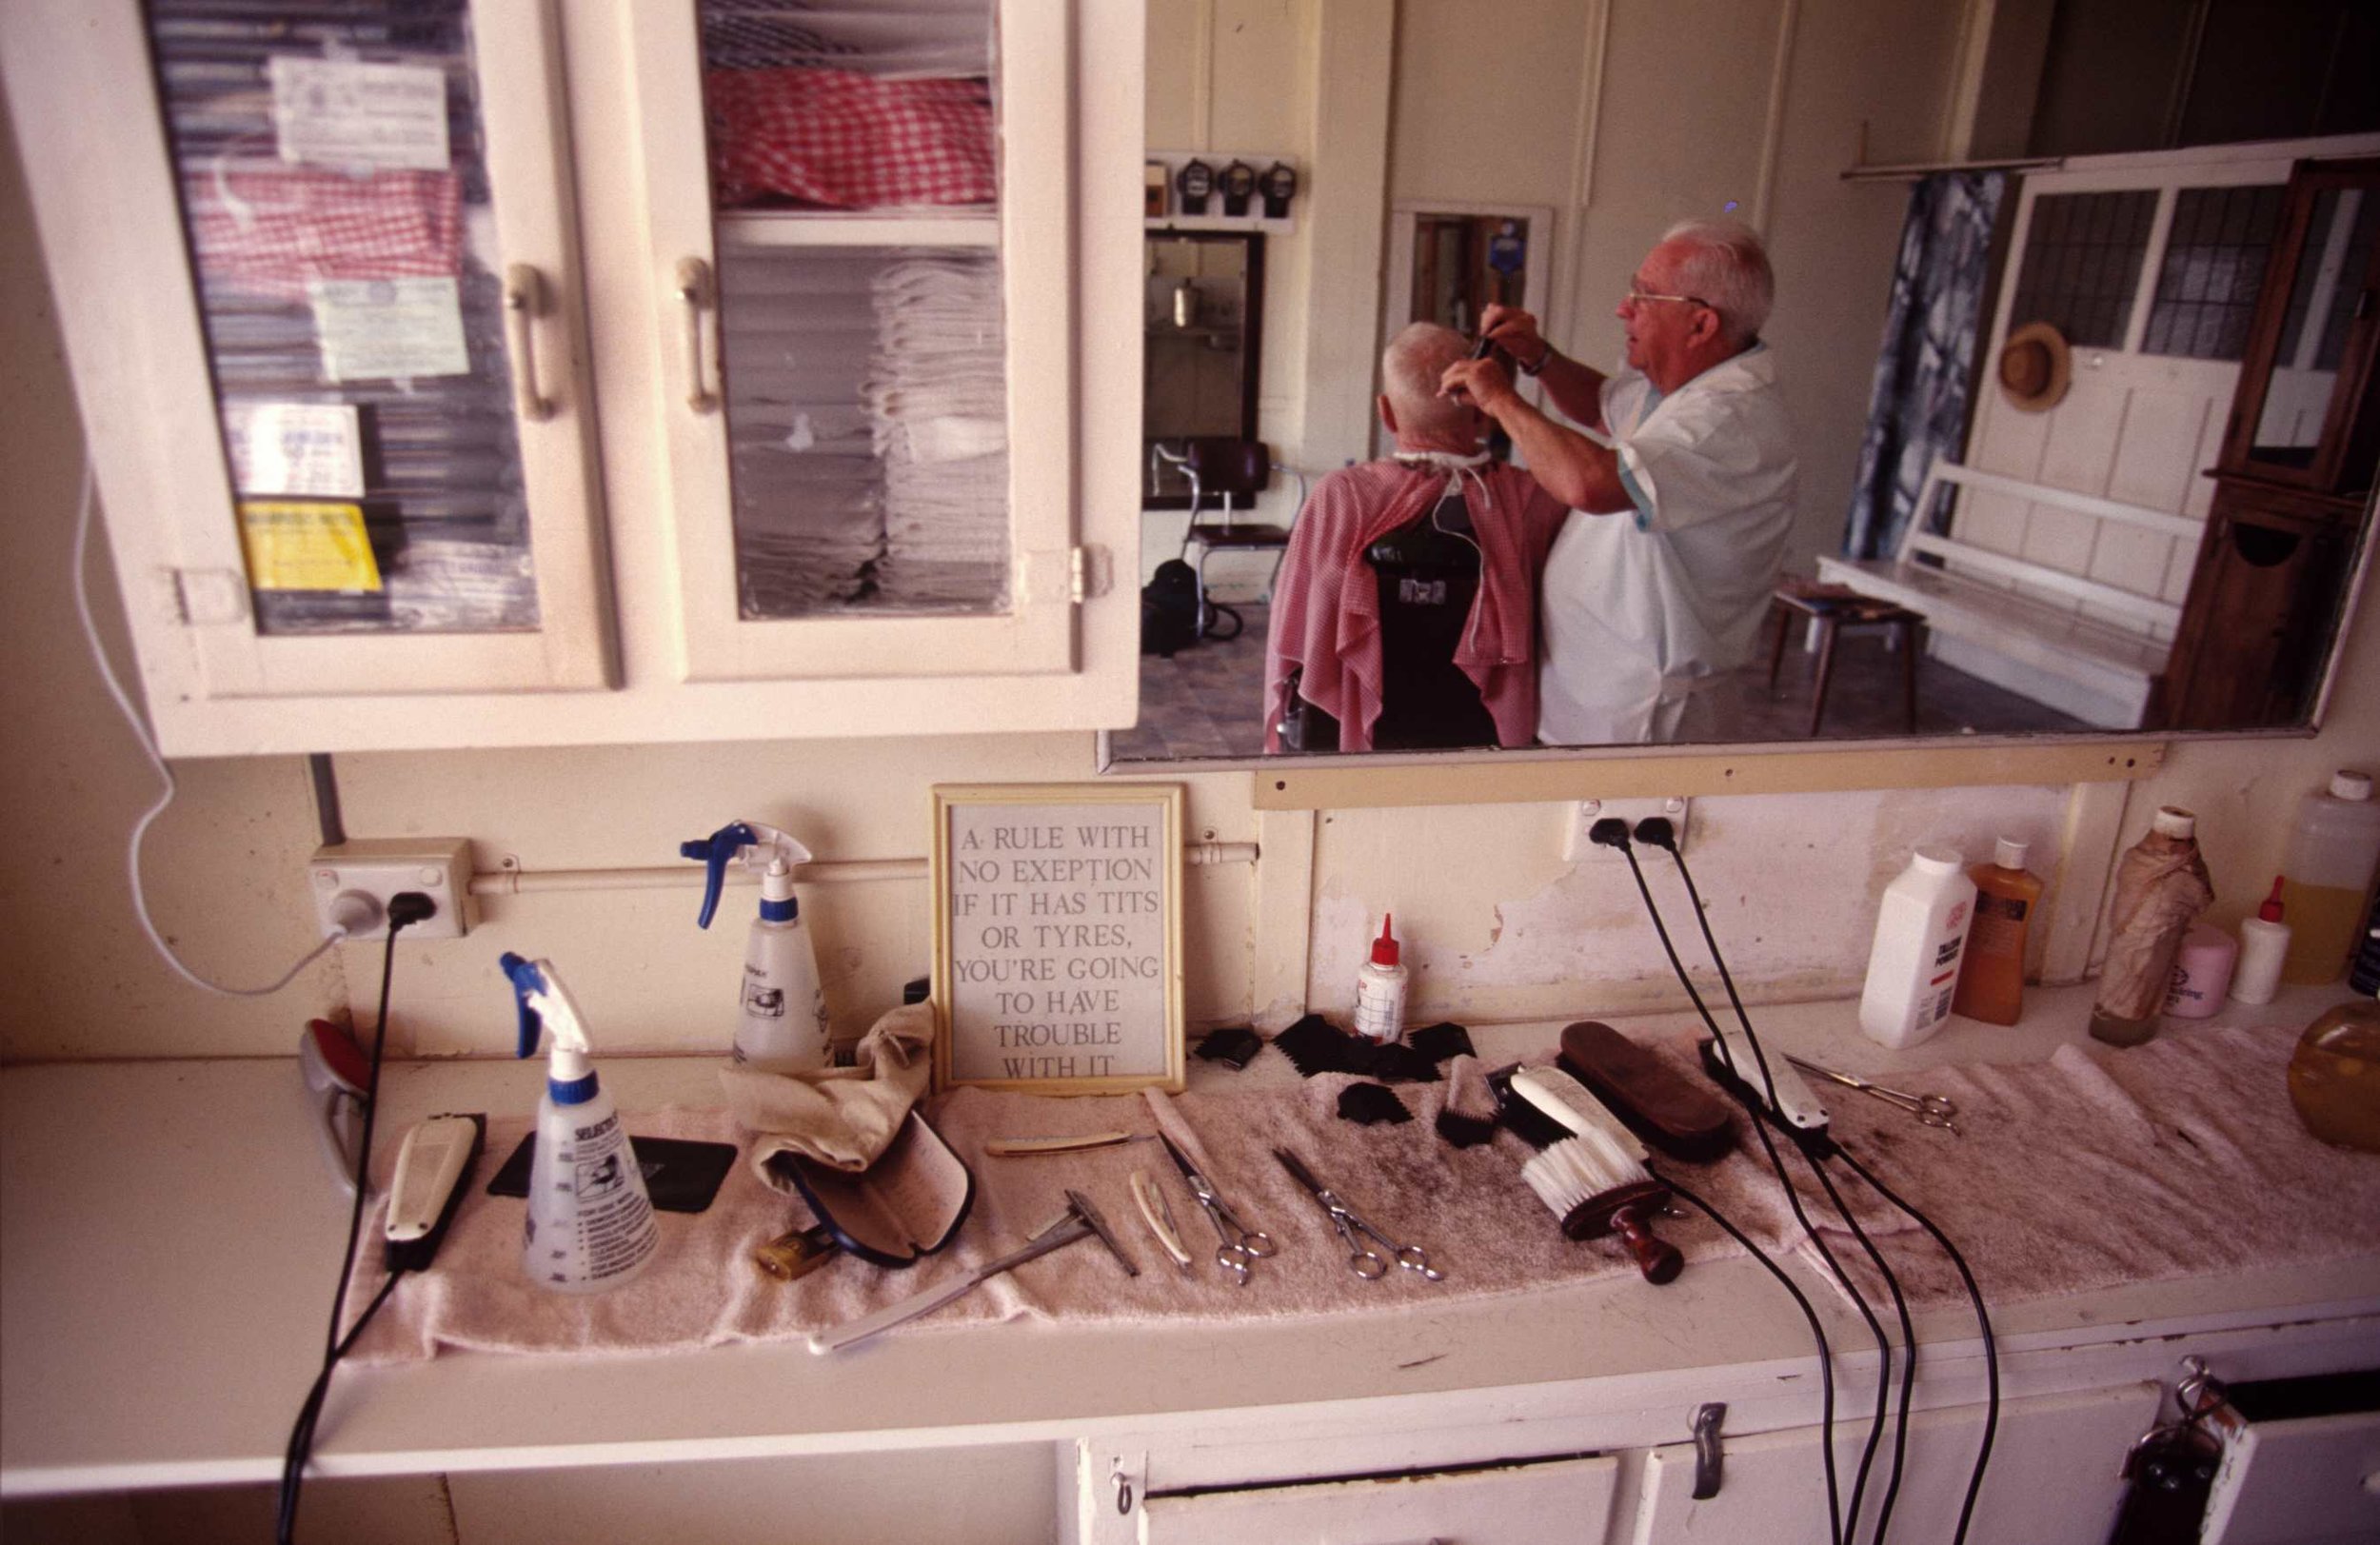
[1783,1054,1959,1134]
[1273,1148,1446,1282]
[1160,1133,1276,1286]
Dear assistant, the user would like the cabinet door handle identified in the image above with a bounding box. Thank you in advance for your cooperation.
[503,264,557,423]
[677,256,722,414]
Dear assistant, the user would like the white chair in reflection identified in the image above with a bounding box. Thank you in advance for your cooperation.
[1152,437,1307,640]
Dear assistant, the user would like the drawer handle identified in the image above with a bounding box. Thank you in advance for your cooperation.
[503,264,556,423]
[1693,1400,1728,1499]
[677,256,722,414]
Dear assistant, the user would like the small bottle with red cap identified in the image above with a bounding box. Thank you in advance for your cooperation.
[1353,914,1409,1044]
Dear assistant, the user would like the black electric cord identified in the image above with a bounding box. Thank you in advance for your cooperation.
[1640,821,1914,1545]
[1834,1138,2000,1545]
[1800,1143,1917,1545]
[276,893,434,1545]
[1593,821,1844,1545]
[1651,1166,1844,1545]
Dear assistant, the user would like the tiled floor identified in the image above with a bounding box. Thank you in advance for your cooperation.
[1109,600,2090,763]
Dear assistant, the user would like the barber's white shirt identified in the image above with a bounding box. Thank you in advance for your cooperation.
[1537,346,1797,745]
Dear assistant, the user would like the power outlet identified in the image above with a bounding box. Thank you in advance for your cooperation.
[309,839,473,941]
[1561,797,1692,862]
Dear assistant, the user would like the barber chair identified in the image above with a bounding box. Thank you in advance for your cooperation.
[1152,437,1306,640]
[1275,485,1498,753]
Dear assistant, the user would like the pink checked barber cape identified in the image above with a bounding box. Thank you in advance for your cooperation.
[1263,459,1568,753]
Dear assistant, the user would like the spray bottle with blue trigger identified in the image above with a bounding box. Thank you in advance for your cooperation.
[502,953,659,1294]
[682,821,830,1073]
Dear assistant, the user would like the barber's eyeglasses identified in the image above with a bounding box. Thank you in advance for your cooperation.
[1623,288,1713,310]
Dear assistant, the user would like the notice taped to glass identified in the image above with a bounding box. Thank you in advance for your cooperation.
[931,783,1184,1094]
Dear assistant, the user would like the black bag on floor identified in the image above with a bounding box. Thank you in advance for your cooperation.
[1141,558,1200,657]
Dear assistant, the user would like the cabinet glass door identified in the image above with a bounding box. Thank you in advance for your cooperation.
[131,0,610,698]
[631,0,1078,683]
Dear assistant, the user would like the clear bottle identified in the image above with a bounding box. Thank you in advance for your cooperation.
[2279,771,2380,985]
[1951,837,2041,1026]
[1353,914,1408,1043]
[1859,846,1978,1048]
[503,954,660,1295]
[2089,807,2214,1046]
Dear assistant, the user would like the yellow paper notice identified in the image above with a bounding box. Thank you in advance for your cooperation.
[237,502,383,593]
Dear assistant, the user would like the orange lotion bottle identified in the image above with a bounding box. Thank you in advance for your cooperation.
[1953,837,2042,1025]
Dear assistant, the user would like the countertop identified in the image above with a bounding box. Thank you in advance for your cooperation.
[5,982,2377,1496]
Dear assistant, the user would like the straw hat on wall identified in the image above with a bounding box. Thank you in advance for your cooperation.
[1997,321,2072,412]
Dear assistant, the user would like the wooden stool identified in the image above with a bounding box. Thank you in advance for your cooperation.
[1766,584,1923,738]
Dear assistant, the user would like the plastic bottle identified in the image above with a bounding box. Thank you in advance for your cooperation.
[2163,923,2237,1019]
[2279,770,2380,985]
[683,821,830,1073]
[2350,886,2380,996]
[1353,914,1408,1043]
[1859,846,1978,1048]
[501,954,660,1295]
[2231,886,2291,1007]
[1951,837,2041,1026]
[2089,807,2214,1046]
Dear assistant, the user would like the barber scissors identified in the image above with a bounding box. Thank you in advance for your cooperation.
[1783,1054,1959,1134]
[1273,1148,1446,1282]
[1160,1133,1276,1286]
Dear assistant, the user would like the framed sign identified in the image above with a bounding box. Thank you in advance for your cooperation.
[930,783,1185,1094]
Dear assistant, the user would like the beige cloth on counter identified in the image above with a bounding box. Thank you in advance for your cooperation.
[718,1000,934,1182]
[340,1022,2380,1364]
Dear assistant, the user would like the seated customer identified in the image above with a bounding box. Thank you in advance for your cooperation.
[1263,324,1569,753]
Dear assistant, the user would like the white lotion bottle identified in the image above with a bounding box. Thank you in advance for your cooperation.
[503,954,659,1295]
[1859,846,1980,1048]
[1353,913,1409,1043]
[739,854,828,1073]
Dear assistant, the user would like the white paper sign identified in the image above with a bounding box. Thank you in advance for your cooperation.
[942,797,1175,1086]
[268,56,450,171]
[223,403,366,499]
[308,277,469,383]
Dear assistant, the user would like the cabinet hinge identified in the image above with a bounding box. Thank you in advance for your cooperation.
[171,568,249,626]
[1070,545,1112,604]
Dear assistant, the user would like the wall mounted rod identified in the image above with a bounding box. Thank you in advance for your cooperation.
[470,843,1259,898]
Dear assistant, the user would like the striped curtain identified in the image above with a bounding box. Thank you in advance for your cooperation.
[1842,170,2007,561]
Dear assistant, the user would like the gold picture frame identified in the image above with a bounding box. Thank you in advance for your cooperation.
[930,782,1186,1095]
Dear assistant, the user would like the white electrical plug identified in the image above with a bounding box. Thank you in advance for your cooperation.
[324,890,383,940]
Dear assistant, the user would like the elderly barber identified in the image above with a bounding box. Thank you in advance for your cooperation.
[1440,218,1797,745]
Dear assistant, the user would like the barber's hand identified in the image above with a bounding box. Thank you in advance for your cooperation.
[1479,305,1550,373]
[1440,355,1518,414]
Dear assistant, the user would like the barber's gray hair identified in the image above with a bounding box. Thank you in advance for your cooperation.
[1660,217,1774,346]
[1380,322,1472,433]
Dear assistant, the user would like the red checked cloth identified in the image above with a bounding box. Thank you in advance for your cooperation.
[184,166,463,302]
[1263,461,1570,753]
[704,68,996,209]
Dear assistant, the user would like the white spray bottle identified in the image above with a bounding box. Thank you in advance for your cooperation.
[682,821,830,1073]
[501,953,660,1294]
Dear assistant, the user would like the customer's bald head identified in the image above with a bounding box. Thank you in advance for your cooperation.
[1379,323,1484,451]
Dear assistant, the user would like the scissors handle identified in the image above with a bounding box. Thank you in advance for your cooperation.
[1332,1214,1391,1278]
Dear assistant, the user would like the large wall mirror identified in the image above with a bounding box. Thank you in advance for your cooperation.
[1108,0,2379,771]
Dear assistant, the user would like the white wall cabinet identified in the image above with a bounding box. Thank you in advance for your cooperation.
[1,0,1140,756]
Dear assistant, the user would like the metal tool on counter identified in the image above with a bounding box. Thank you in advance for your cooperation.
[1273,1147,1446,1282]
[1130,1168,1193,1274]
[1782,1054,1959,1134]
[1159,1133,1277,1286]
[984,1132,1158,1158]
[807,1189,1139,1354]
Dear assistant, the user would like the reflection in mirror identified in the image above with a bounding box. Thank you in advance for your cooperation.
[1143,232,1263,505]
[1114,3,2378,768]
